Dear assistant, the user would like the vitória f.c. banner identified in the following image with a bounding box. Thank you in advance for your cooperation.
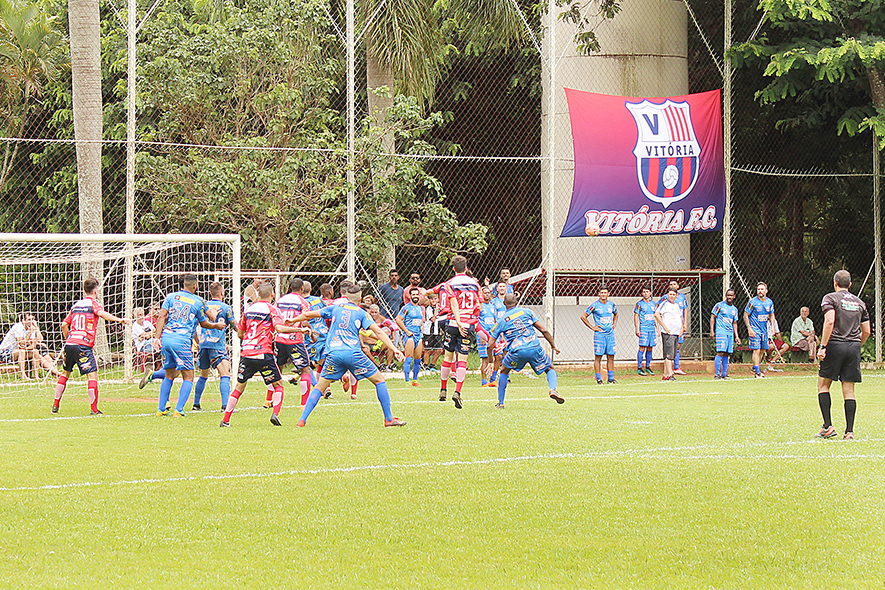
[560,88,725,238]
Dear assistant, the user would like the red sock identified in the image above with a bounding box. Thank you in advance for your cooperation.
[266,386,274,402]
[455,361,467,393]
[272,385,284,415]
[300,372,311,405]
[88,380,99,412]
[224,390,241,422]
[54,376,67,408]
[351,380,358,395]
[440,360,452,389]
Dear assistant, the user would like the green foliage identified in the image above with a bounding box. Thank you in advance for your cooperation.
[556,0,620,55]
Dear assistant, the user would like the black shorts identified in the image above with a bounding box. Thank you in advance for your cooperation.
[275,342,311,371]
[661,333,679,360]
[237,354,283,385]
[423,334,442,350]
[443,323,475,355]
[819,340,862,383]
[63,344,97,375]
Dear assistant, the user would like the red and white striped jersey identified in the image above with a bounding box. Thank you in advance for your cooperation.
[63,297,104,347]
[239,301,283,357]
[443,274,483,323]
[275,292,310,345]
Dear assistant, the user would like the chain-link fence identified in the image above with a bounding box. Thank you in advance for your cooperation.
[0,0,881,368]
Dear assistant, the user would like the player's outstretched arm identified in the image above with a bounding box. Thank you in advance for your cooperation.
[98,310,131,325]
[199,319,225,330]
[288,310,322,324]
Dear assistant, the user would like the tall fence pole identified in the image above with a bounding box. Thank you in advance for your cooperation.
[722,0,732,294]
[124,0,137,379]
[544,0,556,342]
[345,0,356,281]
[874,135,882,363]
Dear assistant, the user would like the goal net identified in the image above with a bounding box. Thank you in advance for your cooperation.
[0,234,240,386]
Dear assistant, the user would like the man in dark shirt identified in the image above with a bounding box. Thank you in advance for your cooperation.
[377,269,404,320]
[815,270,870,440]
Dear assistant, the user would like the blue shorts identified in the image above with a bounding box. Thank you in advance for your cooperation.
[593,332,616,356]
[308,338,326,363]
[638,330,656,348]
[162,335,195,371]
[502,346,552,374]
[476,334,489,359]
[715,333,734,354]
[198,347,229,370]
[321,349,379,382]
[748,334,769,350]
[63,344,97,375]
[403,331,422,348]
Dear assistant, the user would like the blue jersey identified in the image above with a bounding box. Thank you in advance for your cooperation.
[711,301,739,335]
[321,302,375,352]
[397,303,424,334]
[199,299,235,350]
[585,299,617,334]
[479,302,498,333]
[745,296,775,334]
[491,307,542,351]
[305,295,329,337]
[634,299,657,333]
[491,297,507,319]
[161,290,208,338]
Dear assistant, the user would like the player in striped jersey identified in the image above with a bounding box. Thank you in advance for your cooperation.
[220,281,304,427]
[52,278,131,415]
[273,278,314,407]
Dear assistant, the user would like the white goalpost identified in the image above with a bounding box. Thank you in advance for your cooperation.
[0,234,241,384]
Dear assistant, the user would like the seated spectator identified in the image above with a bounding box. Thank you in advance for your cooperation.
[360,304,398,370]
[132,306,160,372]
[0,313,59,379]
[767,319,791,362]
[790,306,819,362]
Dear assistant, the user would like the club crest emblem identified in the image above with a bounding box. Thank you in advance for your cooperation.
[626,100,701,208]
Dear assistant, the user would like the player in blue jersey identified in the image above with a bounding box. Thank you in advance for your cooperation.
[582,286,618,384]
[476,286,498,387]
[303,282,330,391]
[633,287,657,376]
[710,289,741,379]
[657,281,689,375]
[486,282,508,385]
[744,282,779,378]
[154,274,226,416]
[396,287,426,386]
[487,294,563,408]
[289,284,406,427]
[192,282,237,411]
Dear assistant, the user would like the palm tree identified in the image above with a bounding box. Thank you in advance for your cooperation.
[361,0,527,277]
[67,0,102,236]
[0,0,67,191]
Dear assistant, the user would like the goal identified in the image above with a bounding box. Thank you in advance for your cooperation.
[0,234,241,385]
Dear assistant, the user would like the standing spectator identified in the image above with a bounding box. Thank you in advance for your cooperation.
[655,288,684,381]
[581,286,618,384]
[422,291,443,371]
[815,270,870,439]
[402,272,428,305]
[657,280,688,375]
[791,306,819,362]
[377,269,404,319]
[744,281,778,378]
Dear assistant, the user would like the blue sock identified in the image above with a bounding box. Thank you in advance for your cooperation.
[675,350,681,369]
[482,377,488,385]
[219,375,231,407]
[714,356,722,377]
[152,369,165,382]
[490,370,498,382]
[753,364,760,375]
[546,368,558,391]
[403,357,413,382]
[375,381,393,421]
[637,350,643,370]
[412,358,421,380]
[300,387,324,422]
[722,356,730,376]
[595,372,602,381]
[175,380,193,413]
[159,378,173,412]
[310,371,317,387]
[194,376,207,406]
[607,370,614,382]
[645,350,653,369]
[497,373,509,405]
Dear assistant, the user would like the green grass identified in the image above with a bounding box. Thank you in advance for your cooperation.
[2,366,885,588]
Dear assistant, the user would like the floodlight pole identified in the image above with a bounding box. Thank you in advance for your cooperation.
[874,136,882,363]
[346,0,356,281]
[543,0,556,344]
[722,0,732,296]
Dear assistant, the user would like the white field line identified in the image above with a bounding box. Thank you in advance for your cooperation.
[2,438,883,492]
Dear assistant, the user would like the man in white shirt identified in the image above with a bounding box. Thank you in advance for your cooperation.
[654,289,684,381]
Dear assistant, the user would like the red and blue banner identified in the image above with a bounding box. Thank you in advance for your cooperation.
[560,88,725,237]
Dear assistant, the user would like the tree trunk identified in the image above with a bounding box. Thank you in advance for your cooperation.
[366,42,397,283]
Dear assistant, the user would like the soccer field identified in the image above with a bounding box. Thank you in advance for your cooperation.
[2,368,885,588]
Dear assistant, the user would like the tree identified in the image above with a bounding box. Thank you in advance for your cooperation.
[730,0,885,148]
[0,0,66,191]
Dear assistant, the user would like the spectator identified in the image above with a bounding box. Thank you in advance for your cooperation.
[362,304,399,370]
[0,313,58,379]
[377,269,404,319]
[132,306,159,372]
[791,306,819,362]
[422,291,443,371]
[767,319,791,364]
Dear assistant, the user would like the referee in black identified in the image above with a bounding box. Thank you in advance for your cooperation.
[815,270,871,439]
